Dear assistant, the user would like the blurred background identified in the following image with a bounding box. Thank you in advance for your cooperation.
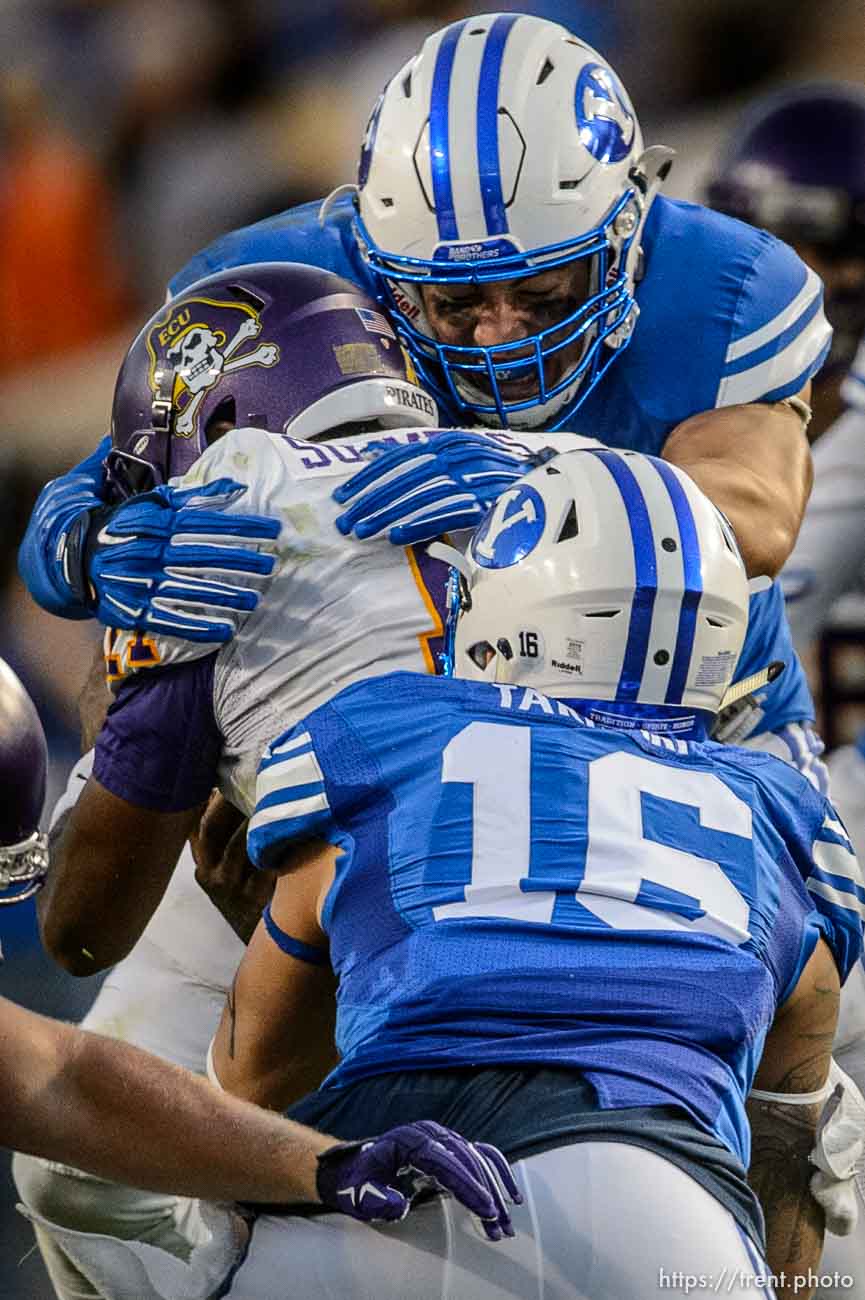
[1,2,862,1295]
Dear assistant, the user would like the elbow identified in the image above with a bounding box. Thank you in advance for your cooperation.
[40,931,112,977]
[37,901,121,977]
[727,477,805,578]
[746,516,799,580]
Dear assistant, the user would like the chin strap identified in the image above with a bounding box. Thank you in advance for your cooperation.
[711,661,784,746]
[319,184,358,226]
[606,146,676,349]
[718,660,785,713]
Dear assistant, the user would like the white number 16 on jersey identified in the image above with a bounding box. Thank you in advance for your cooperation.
[432,721,752,946]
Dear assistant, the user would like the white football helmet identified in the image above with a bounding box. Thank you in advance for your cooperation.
[442,449,749,731]
[353,13,673,430]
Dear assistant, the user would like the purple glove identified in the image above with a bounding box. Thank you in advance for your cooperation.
[316,1120,522,1240]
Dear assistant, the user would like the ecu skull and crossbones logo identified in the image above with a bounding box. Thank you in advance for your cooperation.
[146,295,281,437]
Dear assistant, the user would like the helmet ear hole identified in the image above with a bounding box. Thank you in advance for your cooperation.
[206,398,236,443]
[556,501,579,542]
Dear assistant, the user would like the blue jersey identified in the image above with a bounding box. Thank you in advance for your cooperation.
[249,673,864,1169]
[169,195,827,737]
[170,194,828,444]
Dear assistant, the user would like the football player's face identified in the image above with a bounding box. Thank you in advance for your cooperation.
[419,262,591,401]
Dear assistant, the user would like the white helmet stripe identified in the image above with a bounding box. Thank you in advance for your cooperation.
[648,458,703,704]
[626,455,685,706]
[587,450,658,702]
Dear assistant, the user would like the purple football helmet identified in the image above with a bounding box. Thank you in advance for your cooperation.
[707,84,865,375]
[707,83,865,255]
[0,658,49,905]
[107,262,439,499]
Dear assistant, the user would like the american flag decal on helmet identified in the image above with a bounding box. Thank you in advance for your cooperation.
[355,307,396,339]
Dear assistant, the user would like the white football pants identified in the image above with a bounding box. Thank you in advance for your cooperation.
[16,1144,773,1300]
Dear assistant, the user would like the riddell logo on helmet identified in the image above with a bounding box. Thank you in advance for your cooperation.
[392,288,420,321]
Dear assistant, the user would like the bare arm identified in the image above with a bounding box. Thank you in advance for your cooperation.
[189,792,276,944]
[662,386,813,578]
[0,994,329,1202]
[39,777,202,974]
[78,641,111,753]
[212,840,338,1109]
[746,936,840,1300]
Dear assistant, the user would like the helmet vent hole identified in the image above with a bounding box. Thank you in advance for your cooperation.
[559,179,581,191]
[654,650,670,666]
[381,197,395,208]
[225,285,266,311]
[469,27,487,36]
[585,609,620,619]
[545,464,561,475]
[661,537,677,552]
[536,58,554,86]
[556,502,579,542]
[206,398,236,442]
[706,617,727,628]
[402,72,412,98]
[496,638,514,661]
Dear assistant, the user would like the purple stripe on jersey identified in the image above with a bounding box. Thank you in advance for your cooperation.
[94,655,222,812]
[410,541,451,671]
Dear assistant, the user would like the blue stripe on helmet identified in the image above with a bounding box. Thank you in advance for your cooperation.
[429,21,467,242]
[590,450,657,702]
[476,14,519,235]
[649,459,703,705]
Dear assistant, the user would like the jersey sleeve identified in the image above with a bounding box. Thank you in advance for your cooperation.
[804,803,865,982]
[107,428,289,682]
[714,238,831,408]
[246,719,336,871]
[167,198,363,298]
[743,754,865,984]
[246,676,405,871]
[730,580,815,737]
[93,655,221,811]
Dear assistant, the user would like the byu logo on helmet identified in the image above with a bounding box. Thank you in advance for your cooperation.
[575,64,635,164]
[472,485,546,568]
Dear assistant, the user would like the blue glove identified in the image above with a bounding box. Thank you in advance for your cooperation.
[333,431,533,545]
[18,436,113,617]
[315,1120,521,1240]
[76,478,281,642]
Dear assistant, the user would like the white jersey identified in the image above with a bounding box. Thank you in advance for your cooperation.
[108,425,597,814]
